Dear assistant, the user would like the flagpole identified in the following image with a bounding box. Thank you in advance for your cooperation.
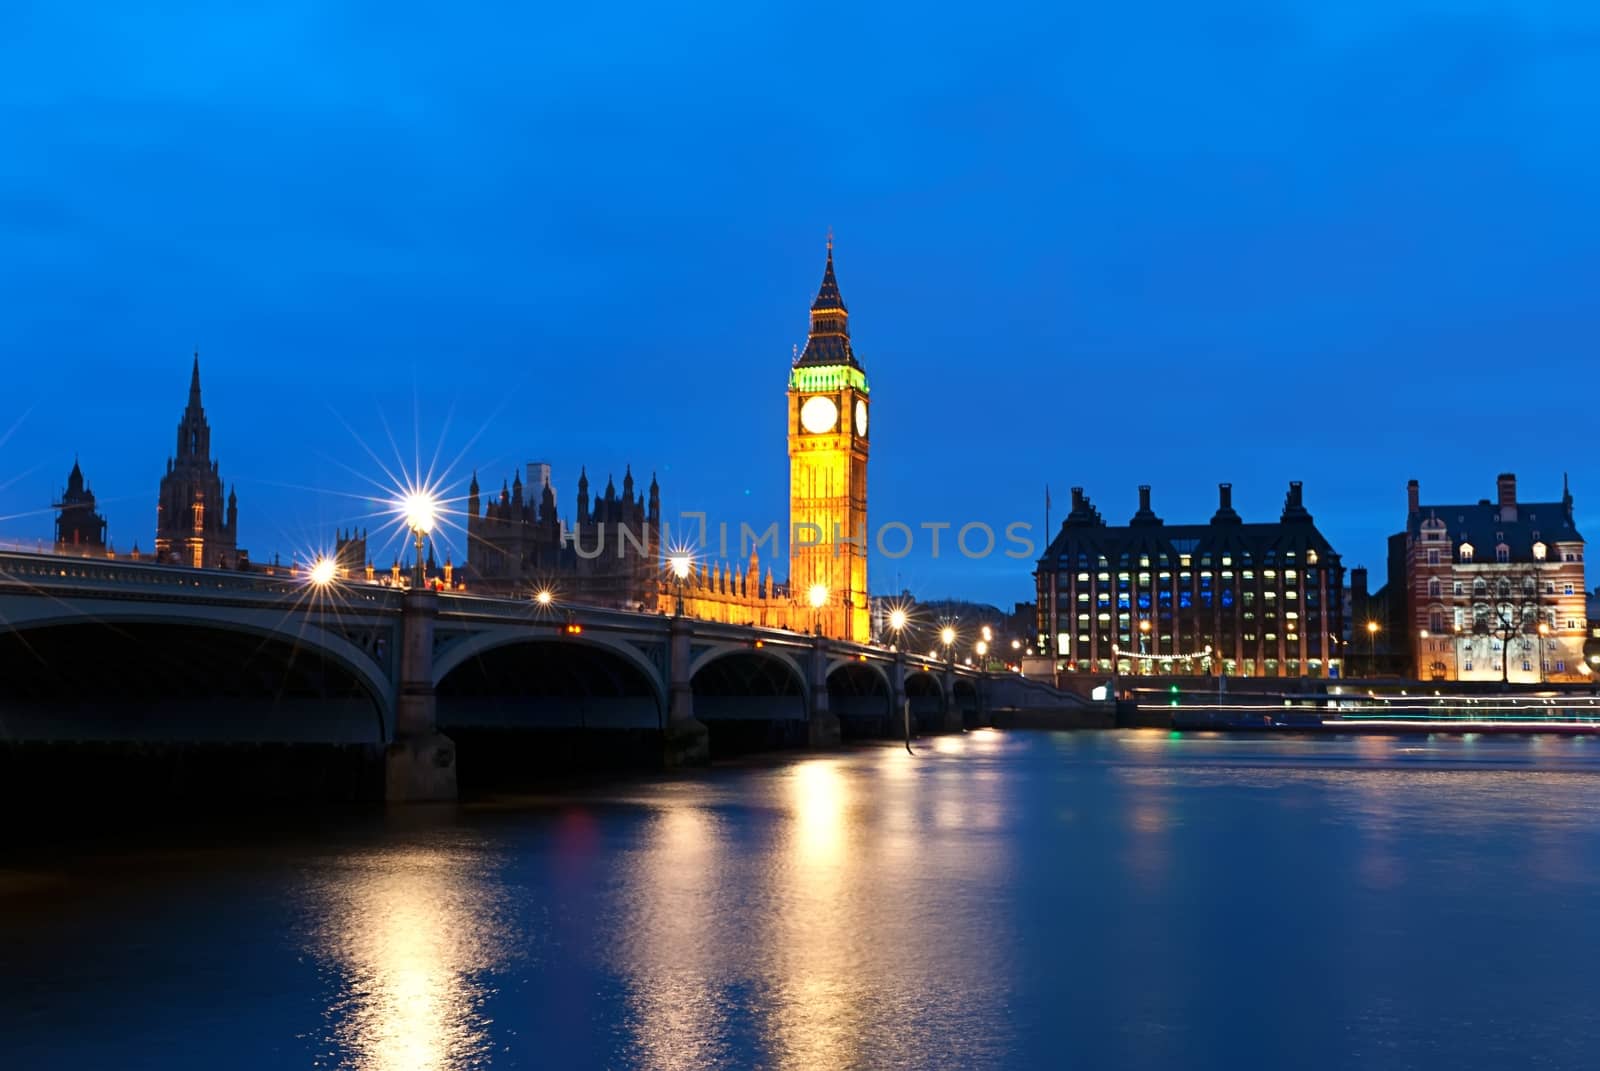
[1045,484,1054,685]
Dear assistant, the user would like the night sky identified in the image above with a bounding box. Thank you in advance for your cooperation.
[3,2,1597,607]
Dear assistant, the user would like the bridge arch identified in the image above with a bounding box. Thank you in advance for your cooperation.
[905,668,947,732]
[689,646,808,755]
[952,677,982,728]
[825,658,893,737]
[433,630,666,729]
[0,612,390,742]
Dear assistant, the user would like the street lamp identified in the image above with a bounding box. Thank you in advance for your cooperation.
[1365,620,1380,677]
[975,639,989,661]
[309,556,337,587]
[887,607,908,648]
[1539,621,1551,682]
[403,490,438,588]
[940,625,956,664]
[1138,618,1152,675]
[535,588,554,608]
[981,625,993,643]
[669,554,692,616]
[808,582,828,635]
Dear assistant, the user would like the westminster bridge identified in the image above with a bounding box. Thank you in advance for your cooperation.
[0,550,1088,799]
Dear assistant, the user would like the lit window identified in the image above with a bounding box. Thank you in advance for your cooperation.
[1460,543,1474,561]
[1532,542,1547,561]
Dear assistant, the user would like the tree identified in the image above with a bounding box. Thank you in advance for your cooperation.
[1462,565,1546,684]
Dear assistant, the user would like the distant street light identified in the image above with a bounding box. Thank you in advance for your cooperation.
[535,588,554,607]
[1366,619,1380,677]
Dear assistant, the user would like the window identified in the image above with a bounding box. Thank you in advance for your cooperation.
[1430,611,1443,632]
[1453,581,1462,596]
[1496,545,1510,563]
[1428,578,1440,597]
[1565,583,1575,595]
[1557,660,1566,673]
[1460,543,1474,561]
[1533,542,1547,561]
[1428,549,1440,565]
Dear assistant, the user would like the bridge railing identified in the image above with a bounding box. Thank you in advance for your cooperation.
[0,550,400,609]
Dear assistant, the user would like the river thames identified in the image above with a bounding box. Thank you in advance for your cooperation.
[4,729,1600,1069]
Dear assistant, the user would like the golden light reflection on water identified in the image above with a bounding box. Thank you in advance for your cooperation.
[611,750,1013,1070]
[306,845,510,1071]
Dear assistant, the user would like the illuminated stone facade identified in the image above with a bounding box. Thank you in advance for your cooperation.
[1398,474,1587,683]
[154,355,241,569]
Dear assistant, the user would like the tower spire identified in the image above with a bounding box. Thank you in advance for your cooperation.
[188,351,203,412]
[795,235,858,369]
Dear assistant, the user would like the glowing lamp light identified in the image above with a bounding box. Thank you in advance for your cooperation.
[1366,621,1380,635]
[535,589,554,606]
[981,625,993,642]
[976,641,989,657]
[887,608,908,632]
[808,583,828,609]
[940,626,956,647]
[309,557,337,586]
[669,554,692,580]
[402,491,438,536]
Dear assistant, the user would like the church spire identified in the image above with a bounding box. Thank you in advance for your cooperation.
[795,234,859,369]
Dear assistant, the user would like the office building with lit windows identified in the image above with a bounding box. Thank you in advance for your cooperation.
[1035,482,1347,678]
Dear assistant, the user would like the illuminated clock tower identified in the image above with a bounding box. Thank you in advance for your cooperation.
[788,238,869,642]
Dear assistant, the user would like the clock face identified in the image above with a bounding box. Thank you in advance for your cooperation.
[800,395,839,434]
[854,398,868,436]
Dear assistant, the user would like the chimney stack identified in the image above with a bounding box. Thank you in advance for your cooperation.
[1407,479,1419,515]
[1138,485,1151,512]
[1071,487,1084,511]
[1218,483,1232,510]
[1288,481,1303,509]
[1497,473,1517,508]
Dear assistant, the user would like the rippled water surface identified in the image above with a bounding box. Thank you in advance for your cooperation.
[6,730,1600,1070]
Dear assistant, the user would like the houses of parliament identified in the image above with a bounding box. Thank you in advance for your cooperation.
[47,242,875,642]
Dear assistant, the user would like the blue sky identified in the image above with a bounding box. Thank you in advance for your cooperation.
[2,1,1597,606]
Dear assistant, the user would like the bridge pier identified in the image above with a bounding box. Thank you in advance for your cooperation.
[386,588,458,802]
[663,614,710,766]
[891,651,910,740]
[808,635,842,747]
[941,661,964,732]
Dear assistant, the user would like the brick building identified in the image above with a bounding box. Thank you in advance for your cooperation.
[1394,473,1587,683]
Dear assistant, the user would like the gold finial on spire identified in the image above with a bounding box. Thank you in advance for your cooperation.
[826,226,833,251]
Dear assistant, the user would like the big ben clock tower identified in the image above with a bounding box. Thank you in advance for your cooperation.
[788,237,869,642]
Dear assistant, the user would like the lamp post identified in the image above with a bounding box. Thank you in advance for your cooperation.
[940,625,956,665]
[1365,620,1380,678]
[669,554,691,616]
[808,583,829,636]
[1539,621,1551,683]
[887,607,908,649]
[1138,618,1152,676]
[402,491,438,589]
[309,556,337,588]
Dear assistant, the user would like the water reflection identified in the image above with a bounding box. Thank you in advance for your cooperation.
[304,843,512,1071]
[613,802,734,1071]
